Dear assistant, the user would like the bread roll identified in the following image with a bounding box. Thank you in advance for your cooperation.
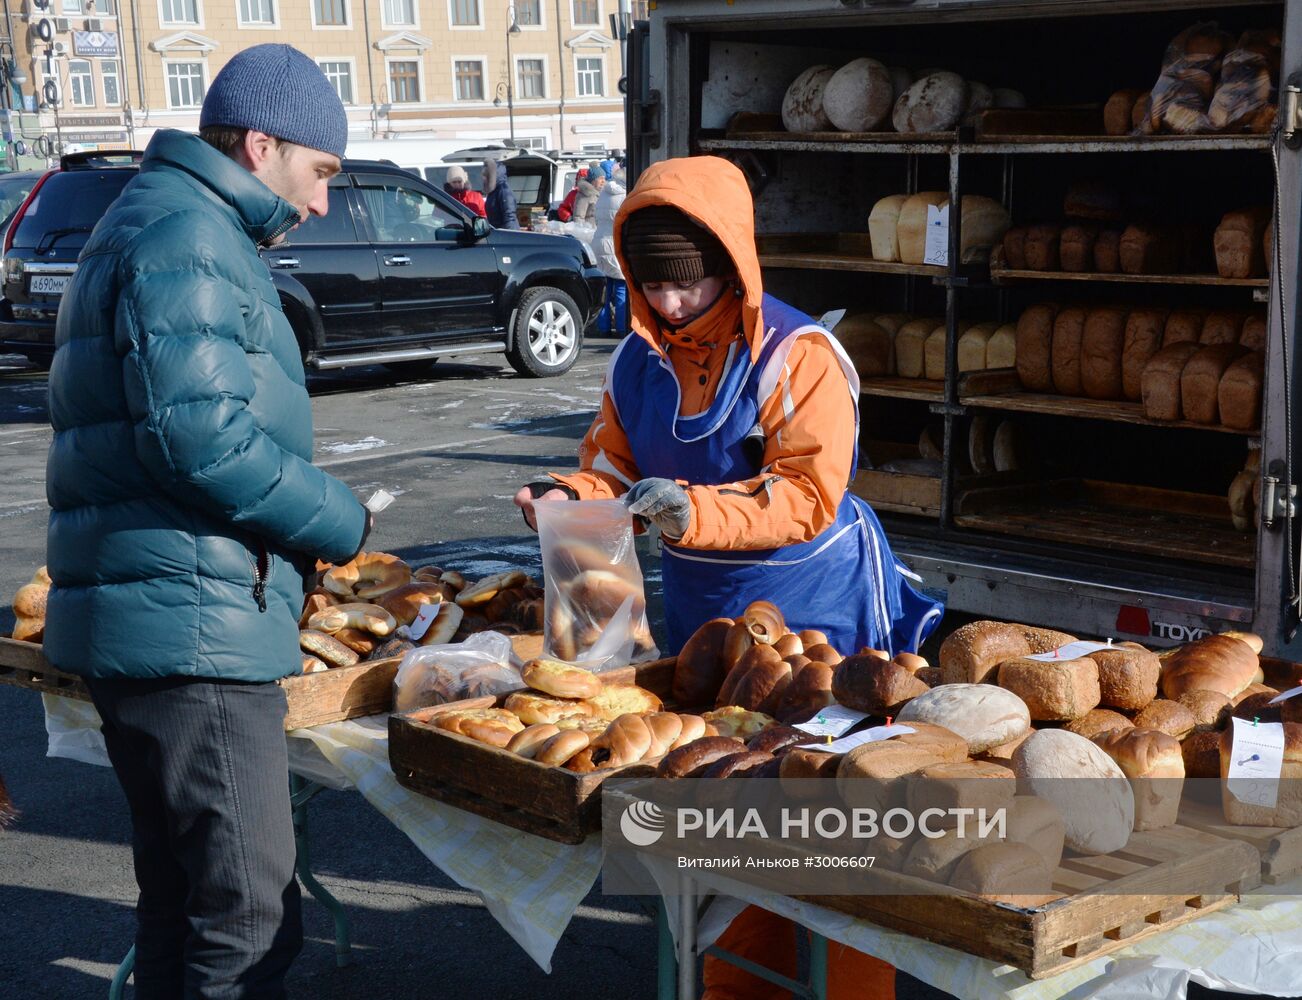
[1104,88,1147,135]
[1059,224,1099,273]
[897,192,949,265]
[1121,309,1168,401]
[728,648,794,715]
[1240,314,1267,351]
[868,194,908,262]
[1003,226,1028,270]
[1141,342,1201,420]
[831,653,929,715]
[1005,795,1066,872]
[1163,309,1207,346]
[949,842,1054,902]
[782,65,836,132]
[892,72,967,133]
[1015,303,1058,392]
[894,318,938,377]
[1178,689,1233,731]
[1120,224,1178,274]
[904,760,1017,824]
[1218,722,1302,826]
[1065,708,1135,739]
[1092,727,1185,831]
[998,656,1101,721]
[1214,207,1271,279]
[924,325,947,381]
[1182,343,1248,424]
[1089,645,1161,711]
[1161,634,1259,700]
[1023,225,1061,271]
[1079,307,1127,400]
[1011,729,1135,854]
[896,682,1032,754]
[1133,699,1197,740]
[673,618,733,706]
[986,324,1017,369]
[1218,351,1264,431]
[834,314,896,377]
[823,57,894,132]
[1200,312,1246,346]
[1093,229,1122,273]
[958,322,997,372]
[1050,307,1087,395]
[774,661,834,724]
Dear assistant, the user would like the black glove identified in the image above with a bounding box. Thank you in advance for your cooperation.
[624,478,691,539]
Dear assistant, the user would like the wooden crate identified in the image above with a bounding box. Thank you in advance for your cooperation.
[0,637,91,702]
[1178,795,1302,886]
[389,657,676,844]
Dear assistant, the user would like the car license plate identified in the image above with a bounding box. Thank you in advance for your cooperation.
[29,274,71,295]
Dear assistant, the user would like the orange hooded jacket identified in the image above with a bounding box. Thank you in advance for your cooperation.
[549,156,857,552]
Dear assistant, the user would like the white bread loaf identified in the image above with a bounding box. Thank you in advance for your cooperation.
[944,196,1012,264]
[897,192,948,265]
[1005,795,1066,871]
[1092,727,1185,831]
[782,65,836,132]
[986,324,1017,369]
[924,325,947,381]
[896,682,1032,754]
[833,313,895,377]
[1011,729,1135,855]
[895,318,938,378]
[823,57,894,132]
[958,322,998,372]
[868,194,908,262]
[1219,721,1302,826]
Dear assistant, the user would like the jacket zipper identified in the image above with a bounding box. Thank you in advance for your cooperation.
[249,542,269,613]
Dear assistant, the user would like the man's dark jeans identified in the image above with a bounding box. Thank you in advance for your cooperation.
[86,676,303,1000]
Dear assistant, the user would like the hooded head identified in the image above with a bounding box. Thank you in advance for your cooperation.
[614,156,764,360]
[444,164,469,188]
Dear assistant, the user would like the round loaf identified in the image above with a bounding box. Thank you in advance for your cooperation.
[831,654,928,715]
[1177,689,1232,730]
[1006,794,1066,872]
[507,723,561,759]
[656,736,747,778]
[823,57,894,132]
[12,579,48,620]
[1089,645,1161,710]
[1011,729,1134,855]
[522,657,603,699]
[782,65,836,132]
[896,683,1031,754]
[1132,699,1197,739]
[892,71,967,133]
[673,617,733,707]
[1064,708,1134,739]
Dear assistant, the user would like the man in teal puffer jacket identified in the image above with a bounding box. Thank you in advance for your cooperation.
[45,45,370,998]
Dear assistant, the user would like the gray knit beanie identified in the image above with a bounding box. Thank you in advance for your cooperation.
[200,44,348,159]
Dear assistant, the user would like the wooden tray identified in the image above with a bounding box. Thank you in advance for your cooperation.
[954,479,1255,569]
[389,657,677,844]
[0,637,91,703]
[1178,795,1302,886]
[755,233,946,278]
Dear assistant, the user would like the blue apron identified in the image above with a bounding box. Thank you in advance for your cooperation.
[610,293,943,656]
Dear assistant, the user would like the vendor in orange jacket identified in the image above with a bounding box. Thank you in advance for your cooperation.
[515,155,942,999]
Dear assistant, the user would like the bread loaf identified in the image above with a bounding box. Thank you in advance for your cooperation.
[1023,225,1061,271]
[1005,795,1066,872]
[998,656,1101,721]
[993,419,1018,472]
[1064,708,1135,739]
[1050,307,1087,395]
[896,683,1031,754]
[958,322,997,372]
[1229,468,1257,531]
[892,72,967,133]
[1003,226,1028,270]
[949,843,1054,902]
[1132,699,1197,740]
[1081,307,1127,400]
[1094,229,1122,272]
[1161,634,1259,700]
[1059,224,1099,273]
[831,653,929,715]
[1219,722,1302,827]
[1182,343,1247,424]
[924,324,947,381]
[1015,303,1058,392]
[902,826,999,883]
[782,65,836,132]
[950,196,1012,263]
[1178,689,1233,730]
[1218,350,1264,431]
[656,736,747,778]
[1089,645,1161,710]
[834,314,895,377]
[894,318,938,378]
[1105,88,1147,135]
[986,324,1017,369]
[1209,48,1273,133]
[1183,729,1222,778]
[1092,727,1185,831]
[1120,309,1168,401]
[904,760,1016,825]
[1214,207,1271,278]
[823,57,894,132]
[1120,224,1178,274]
[837,742,945,816]
[1240,314,1267,351]
[897,192,949,265]
[1131,90,1154,134]
[868,194,908,261]
[1011,729,1135,855]
[1163,309,1207,346]
[940,620,1031,685]
[1141,342,1201,420]
[1200,311,1246,346]
[673,618,732,706]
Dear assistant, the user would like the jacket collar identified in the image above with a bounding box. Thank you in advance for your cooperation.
[139,130,300,245]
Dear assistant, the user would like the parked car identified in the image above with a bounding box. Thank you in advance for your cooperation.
[0,154,604,377]
[0,170,41,232]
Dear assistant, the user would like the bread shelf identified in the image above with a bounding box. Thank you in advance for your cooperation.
[954,479,1255,569]
[755,233,945,277]
[859,376,944,402]
[700,133,1271,156]
[989,267,1270,289]
[960,390,1260,436]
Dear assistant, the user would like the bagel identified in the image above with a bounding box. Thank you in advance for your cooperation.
[566,570,645,619]
[455,570,529,608]
[506,723,561,759]
[378,583,446,627]
[551,541,639,580]
[547,602,579,661]
[307,602,397,636]
[323,552,412,600]
[416,602,463,646]
[299,589,341,629]
[298,629,360,669]
[521,657,603,699]
[737,600,786,644]
[439,570,467,592]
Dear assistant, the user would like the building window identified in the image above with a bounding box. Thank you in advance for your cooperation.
[60,0,81,11]
[239,0,275,23]
[388,60,420,103]
[515,0,540,25]
[84,0,118,12]
[572,0,598,24]
[160,0,199,23]
[453,60,484,101]
[165,61,205,108]
[101,60,121,105]
[517,58,544,99]
[319,60,354,104]
[450,0,478,26]
[576,56,602,97]
[383,0,414,25]
[68,60,95,107]
[514,136,547,150]
[313,0,347,25]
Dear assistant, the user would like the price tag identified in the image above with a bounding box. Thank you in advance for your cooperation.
[807,724,916,754]
[1269,685,1302,705]
[922,204,949,267]
[1024,640,1117,662]
[1226,716,1285,808]
[818,308,847,332]
[407,603,441,642]
[365,489,396,513]
[794,704,869,739]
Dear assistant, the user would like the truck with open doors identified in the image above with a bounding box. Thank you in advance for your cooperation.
[626,0,1302,660]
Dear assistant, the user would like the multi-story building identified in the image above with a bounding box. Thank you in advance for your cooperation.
[1,0,637,162]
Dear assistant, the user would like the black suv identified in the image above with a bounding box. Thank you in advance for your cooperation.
[0,153,604,377]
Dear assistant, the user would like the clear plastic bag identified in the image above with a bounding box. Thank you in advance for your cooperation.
[535,499,659,668]
[392,631,520,713]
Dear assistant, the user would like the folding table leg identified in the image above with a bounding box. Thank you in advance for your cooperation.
[677,874,698,1000]
[289,773,353,967]
[107,945,134,1000]
[657,898,678,1000]
[809,931,828,1000]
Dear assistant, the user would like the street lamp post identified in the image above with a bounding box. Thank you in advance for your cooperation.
[504,5,520,144]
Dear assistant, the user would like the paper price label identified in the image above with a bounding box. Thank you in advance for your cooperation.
[818,308,847,332]
[794,704,869,739]
[1269,684,1302,705]
[922,204,949,267]
[1227,716,1285,808]
[1024,640,1117,662]
[808,724,916,754]
[365,489,396,513]
[407,603,441,642]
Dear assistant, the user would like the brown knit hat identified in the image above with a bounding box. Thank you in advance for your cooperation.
[621,205,729,284]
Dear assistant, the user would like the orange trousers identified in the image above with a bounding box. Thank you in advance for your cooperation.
[702,905,896,1000]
